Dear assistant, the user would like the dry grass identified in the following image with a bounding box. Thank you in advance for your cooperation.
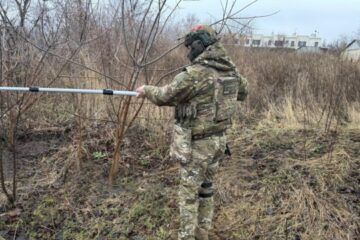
[1,121,359,239]
[215,125,359,240]
[227,47,360,128]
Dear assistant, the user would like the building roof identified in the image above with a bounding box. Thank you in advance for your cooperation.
[345,40,360,50]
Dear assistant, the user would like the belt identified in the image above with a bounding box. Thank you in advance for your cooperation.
[192,131,224,140]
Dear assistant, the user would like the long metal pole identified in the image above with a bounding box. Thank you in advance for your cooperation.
[0,86,137,96]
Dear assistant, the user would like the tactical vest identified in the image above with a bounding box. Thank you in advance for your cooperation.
[175,64,240,138]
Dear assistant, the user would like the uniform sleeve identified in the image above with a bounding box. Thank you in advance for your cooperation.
[143,71,194,106]
[237,75,248,101]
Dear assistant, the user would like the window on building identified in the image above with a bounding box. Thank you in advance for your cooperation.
[285,40,289,45]
[252,40,261,46]
[268,40,272,46]
[298,41,307,47]
[246,39,250,45]
[314,42,319,47]
[291,41,295,47]
[275,40,284,47]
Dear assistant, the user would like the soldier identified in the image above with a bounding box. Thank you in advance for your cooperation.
[136,25,248,240]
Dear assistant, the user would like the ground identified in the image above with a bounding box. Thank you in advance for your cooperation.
[0,122,359,240]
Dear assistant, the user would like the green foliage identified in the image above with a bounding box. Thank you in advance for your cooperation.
[156,226,170,239]
[129,203,146,221]
[139,158,150,166]
[144,217,155,230]
[92,151,107,160]
[62,219,87,240]
[31,196,57,226]
[28,196,61,239]
[311,143,324,153]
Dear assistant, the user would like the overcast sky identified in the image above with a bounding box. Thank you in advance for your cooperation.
[171,0,360,43]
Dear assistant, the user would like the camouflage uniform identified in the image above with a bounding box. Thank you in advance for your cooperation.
[144,35,248,240]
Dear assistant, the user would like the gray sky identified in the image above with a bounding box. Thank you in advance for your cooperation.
[172,0,360,43]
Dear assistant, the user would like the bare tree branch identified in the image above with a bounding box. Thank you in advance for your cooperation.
[121,0,138,66]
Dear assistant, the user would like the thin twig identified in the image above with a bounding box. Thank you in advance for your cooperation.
[142,41,183,67]
[141,0,167,63]
[155,64,190,86]
[121,0,138,66]
[133,0,155,58]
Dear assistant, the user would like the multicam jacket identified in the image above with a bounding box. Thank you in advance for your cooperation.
[144,42,248,137]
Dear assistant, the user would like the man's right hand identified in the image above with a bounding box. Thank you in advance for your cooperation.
[136,85,145,98]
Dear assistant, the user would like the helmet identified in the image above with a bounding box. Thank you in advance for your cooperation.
[184,25,217,47]
[185,25,218,61]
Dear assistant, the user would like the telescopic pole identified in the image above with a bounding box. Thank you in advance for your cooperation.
[0,86,138,96]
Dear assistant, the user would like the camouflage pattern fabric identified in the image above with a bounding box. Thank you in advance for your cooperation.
[170,124,192,166]
[145,41,248,135]
[143,39,248,240]
[177,132,226,240]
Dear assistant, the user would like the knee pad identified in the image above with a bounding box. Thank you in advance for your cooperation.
[199,182,213,198]
[201,182,212,188]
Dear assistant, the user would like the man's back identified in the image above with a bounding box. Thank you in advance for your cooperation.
[175,41,246,138]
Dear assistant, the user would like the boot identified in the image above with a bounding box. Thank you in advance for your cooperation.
[208,231,220,240]
[195,227,209,240]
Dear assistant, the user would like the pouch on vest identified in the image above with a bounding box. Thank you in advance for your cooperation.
[170,124,192,165]
[214,76,239,122]
[175,103,197,125]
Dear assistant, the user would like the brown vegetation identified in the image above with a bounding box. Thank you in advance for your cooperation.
[0,0,359,239]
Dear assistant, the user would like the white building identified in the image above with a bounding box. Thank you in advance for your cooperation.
[243,33,322,49]
[297,46,328,54]
[341,40,360,61]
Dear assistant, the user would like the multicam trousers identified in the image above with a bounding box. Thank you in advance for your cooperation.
[171,125,227,240]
